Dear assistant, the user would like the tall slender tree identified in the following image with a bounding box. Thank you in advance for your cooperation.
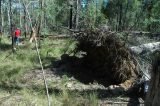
[18,0,22,28]
[75,0,79,29]
[0,0,2,33]
[9,0,14,51]
[69,1,73,29]
[23,2,27,38]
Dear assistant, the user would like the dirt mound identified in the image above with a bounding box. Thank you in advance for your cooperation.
[73,29,140,85]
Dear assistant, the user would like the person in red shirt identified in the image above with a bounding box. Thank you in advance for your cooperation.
[14,28,21,45]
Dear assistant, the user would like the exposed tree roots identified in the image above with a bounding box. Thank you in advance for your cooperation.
[73,29,141,85]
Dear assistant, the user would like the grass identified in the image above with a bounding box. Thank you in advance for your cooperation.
[0,88,99,106]
[0,36,99,106]
[0,37,75,83]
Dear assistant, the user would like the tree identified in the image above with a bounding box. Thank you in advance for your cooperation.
[0,0,2,32]
[9,0,14,51]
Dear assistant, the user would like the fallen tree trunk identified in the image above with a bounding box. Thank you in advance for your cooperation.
[129,42,160,54]
[145,51,160,106]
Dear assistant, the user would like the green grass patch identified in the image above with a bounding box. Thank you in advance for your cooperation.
[0,37,76,84]
[0,37,100,106]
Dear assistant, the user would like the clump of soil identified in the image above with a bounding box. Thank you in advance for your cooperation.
[73,29,140,85]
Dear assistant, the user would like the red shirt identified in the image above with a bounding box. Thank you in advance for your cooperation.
[15,29,21,37]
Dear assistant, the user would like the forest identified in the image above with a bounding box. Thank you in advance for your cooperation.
[0,0,160,106]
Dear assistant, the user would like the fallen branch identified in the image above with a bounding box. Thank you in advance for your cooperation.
[106,101,144,104]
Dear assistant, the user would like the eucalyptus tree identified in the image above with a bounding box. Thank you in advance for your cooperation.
[0,0,2,32]
[8,0,14,51]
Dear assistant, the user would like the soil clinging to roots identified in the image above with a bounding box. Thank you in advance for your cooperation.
[73,29,140,85]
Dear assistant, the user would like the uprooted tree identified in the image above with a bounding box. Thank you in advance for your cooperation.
[72,28,141,86]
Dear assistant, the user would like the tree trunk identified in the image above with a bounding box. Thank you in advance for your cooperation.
[1,0,4,34]
[116,12,119,31]
[69,4,73,29]
[130,42,160,54]
[7,7,10,32]
[118,3,122,31]
[37,0,44,47]
[23,3,27,38]
[0,0,2,32]
[9,0,14,51]
[43,0,46,34]
[145,52,160,106]
[75,0,79,29]
[19,0,22,28]
[123,0,129,30]
[147,2,153,32]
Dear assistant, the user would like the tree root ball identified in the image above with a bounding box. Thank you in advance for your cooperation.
[73,29,140,85]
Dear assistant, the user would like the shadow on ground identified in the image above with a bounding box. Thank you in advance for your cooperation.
[0,43,12,51]
[51,54,114,87]
[0,37,27,51]
[50,54,145,105]
[51,54,134,87]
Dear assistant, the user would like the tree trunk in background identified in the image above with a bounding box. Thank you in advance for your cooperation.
[7,7,10,33]
[147,2,153,32]
[37,0,44,47]
[37,0,43,36]
[123,0,129,30]
[75,0,79,29]
[9,0,14,51]
[69,4,73,29]
[116,12,119,31]
[19,0,22,28]
[43,0,46,34]
[23,3,27,38]
[118,3,122,31]
[0,0,2,33]
[1,0,4,34]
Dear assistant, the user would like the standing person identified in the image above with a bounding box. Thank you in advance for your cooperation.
[14,28,21,50]
[14,28,21,45]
